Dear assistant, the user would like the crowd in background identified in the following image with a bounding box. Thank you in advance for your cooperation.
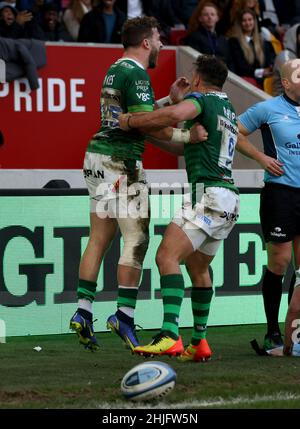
[0,0,300,95]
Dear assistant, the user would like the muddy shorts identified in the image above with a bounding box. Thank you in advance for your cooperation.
[83,152,149,219]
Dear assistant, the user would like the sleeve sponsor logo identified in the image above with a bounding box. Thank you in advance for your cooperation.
[136,93,151,102]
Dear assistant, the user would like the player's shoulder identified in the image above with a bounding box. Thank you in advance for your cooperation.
[114,58,148,76]
[259,94,283,108]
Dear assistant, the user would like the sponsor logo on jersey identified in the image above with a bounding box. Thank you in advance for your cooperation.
[135,80,149,91]
[136,93,151,102]
[217,115,238,135]
[285,142,300,149]
[220,211,239,221]
[196,214,212,225]
[83,169,104,179]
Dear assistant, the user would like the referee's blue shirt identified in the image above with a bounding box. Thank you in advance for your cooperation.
[238,93,300,188]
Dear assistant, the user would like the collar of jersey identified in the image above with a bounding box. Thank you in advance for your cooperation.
[117,57,145,70]
[283,92,300,106]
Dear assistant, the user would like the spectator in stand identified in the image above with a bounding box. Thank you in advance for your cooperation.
[39,2,73,40]
[183,1,232,67]
[272,24,300,96]
[228,0,282,56]
[0,1,44,38]
[78,0,125,43]
[228,8,275,87]
[227,0,262,36]
[63,0,91,40]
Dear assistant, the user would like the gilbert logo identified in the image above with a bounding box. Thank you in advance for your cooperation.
[0,319,6,343]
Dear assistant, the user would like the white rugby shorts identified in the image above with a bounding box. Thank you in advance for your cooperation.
[172,187,240,255]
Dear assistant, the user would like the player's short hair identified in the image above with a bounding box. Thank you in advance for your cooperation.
[121,16,160,49]
[194,54,228,88]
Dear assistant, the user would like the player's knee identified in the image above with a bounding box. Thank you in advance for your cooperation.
[119,234,149,269]
[87,234,111,252]
[189,269,210,285]
[269,253,291,275]
[155,246,175,269]
[271,261,290,276]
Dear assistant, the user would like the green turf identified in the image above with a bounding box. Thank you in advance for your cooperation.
[1,323,300,409]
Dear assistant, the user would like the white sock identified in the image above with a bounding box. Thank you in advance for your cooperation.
[118,306,134,319]
[78,299,92,314]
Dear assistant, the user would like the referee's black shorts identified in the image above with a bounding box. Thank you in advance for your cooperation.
[260,183,300,243]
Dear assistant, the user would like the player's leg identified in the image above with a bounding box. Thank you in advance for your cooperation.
[70,214,118,350]
[70,152,119,350]
[179,238,221,362]
[263,241,292,349]
[106,192,150,351]
[260,183,294,349]
[134,222,196,356]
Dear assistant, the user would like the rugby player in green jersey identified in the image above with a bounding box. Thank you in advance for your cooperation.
[119,54,240,361]
[69,16,207,352]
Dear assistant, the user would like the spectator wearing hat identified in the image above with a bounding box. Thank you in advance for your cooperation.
[0,1,44,38]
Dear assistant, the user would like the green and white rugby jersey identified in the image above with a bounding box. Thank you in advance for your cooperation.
[87,58,155,160]
[184,91,239,205]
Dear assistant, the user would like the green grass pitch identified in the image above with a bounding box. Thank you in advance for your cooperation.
[1,323,300,409]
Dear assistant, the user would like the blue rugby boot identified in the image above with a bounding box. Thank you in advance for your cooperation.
[106,313,139,351]
[70,311,99,351]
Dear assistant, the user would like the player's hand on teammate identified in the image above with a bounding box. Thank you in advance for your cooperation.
[169,77,190,104]
[118,113,132,131]
[257,153,284,176]
[189,123,208,144]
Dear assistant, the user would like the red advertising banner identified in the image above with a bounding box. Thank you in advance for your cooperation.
[0,44,177,169]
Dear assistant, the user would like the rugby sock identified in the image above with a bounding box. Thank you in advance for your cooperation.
[262,268,283,335]
[78,298,92,313]
[191,287,214,346]
[77,279,97,303]
[117,285,138,309]
[160,274,185,340]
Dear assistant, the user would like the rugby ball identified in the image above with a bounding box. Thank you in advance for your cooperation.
[121,361,176,401]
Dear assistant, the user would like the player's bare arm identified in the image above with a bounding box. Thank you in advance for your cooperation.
[146,123,208,155]
[119,100,199,131]
[237,123,284,177]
